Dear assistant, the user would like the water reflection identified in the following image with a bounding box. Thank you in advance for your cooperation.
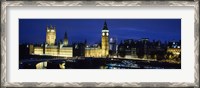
[33,60,159,69]
[19,58,181,69]
[36,61,47,69]
[59,61,65,69]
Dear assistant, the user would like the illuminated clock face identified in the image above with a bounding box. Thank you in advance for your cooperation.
[106,33,109,36]
[102,33,105,36]
[47,30,50,32]
[51,30,55,32]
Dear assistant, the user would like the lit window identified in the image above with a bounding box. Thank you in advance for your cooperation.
[102,33,105,36]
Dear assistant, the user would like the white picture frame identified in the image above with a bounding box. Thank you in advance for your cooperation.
[1,1,199,87]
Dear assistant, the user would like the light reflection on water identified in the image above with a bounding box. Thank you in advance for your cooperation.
[36,61,47,69]
[59,62,65,69]
[33,61,162,69]
[20,58,179,69]
[35,61,66,69]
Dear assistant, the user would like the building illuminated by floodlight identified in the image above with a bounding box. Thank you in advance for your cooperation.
[30,25,73,57]
[85,21,109,57]
[167,41,181,56]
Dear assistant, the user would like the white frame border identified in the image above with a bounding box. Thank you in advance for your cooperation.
[1,1,199,87]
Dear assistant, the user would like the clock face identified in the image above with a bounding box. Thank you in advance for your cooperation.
[51,30,55,32]
[102,33,105,36]
[106,33,109,36]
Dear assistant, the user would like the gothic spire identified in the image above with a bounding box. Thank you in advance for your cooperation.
[102,20,108,30]
[63,31,68,46]
[64,31,68,39]
[104,20,107,27]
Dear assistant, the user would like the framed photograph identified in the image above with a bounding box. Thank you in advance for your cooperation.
[1,0,199,87]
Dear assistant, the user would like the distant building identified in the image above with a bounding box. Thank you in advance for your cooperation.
[19,44,31,60]
[73,42,86,57]
[118,39,137,58]
[29,44,34,54]
[167,41,181,56]
[31,25,73,57]
[109,37,117,56]
[136,38,149,59]
[85,21,109,57]
[109,37,117,51]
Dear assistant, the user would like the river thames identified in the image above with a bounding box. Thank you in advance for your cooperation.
[19,57,181,69]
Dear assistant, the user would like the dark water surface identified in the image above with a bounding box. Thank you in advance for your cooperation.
[19,58,181,69]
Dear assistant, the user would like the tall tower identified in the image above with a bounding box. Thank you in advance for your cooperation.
[101,21,109,57]
[46,25,56,46]
[63,32,68,46]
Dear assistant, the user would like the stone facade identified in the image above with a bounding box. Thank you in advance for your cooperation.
[31,25,73,57]
[85,21,109,57]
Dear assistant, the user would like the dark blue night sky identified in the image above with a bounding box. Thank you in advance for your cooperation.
[19,19,181,45]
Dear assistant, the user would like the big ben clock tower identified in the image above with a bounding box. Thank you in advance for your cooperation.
[101,21,109,57]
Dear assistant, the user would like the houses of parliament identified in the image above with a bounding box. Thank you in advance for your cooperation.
[30,25,73,57]
[30,21,110,58]
[85,21,109,57]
